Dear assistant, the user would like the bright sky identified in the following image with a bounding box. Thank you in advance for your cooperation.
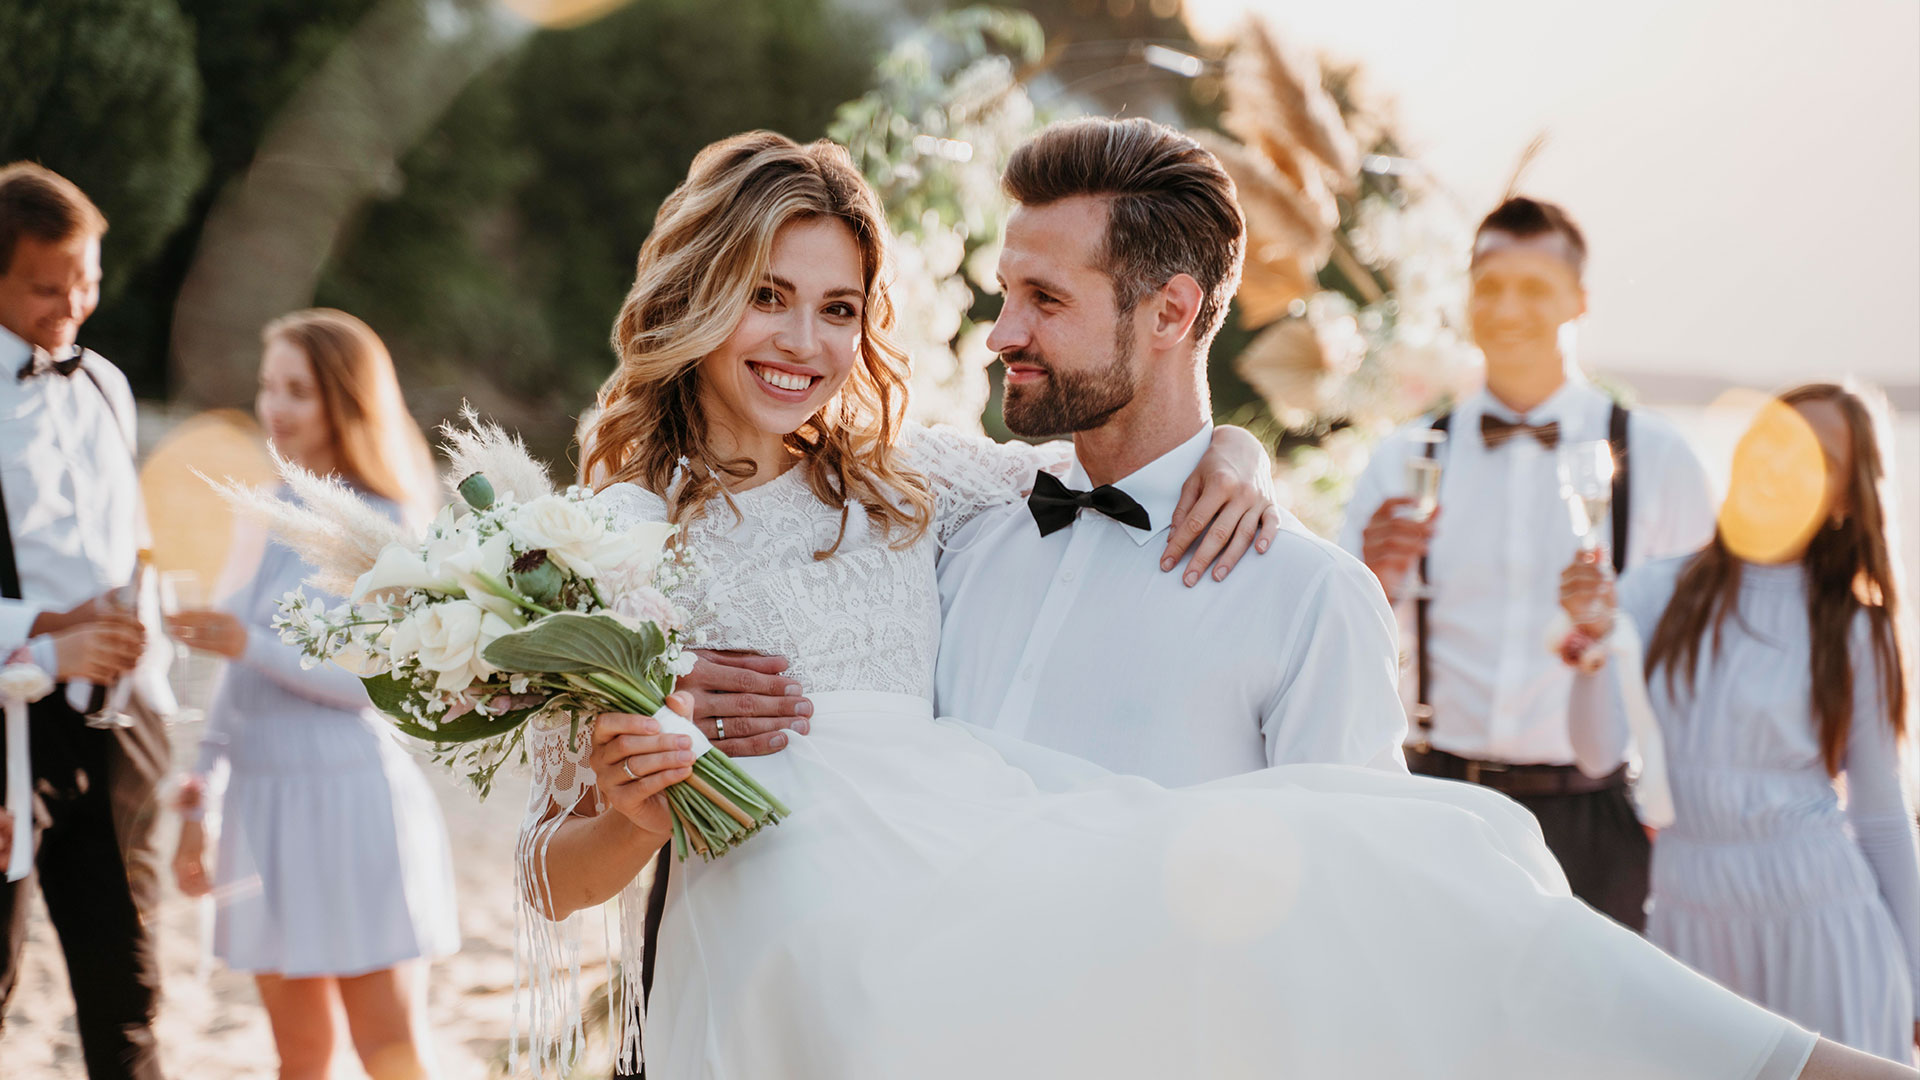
[1187,0,1920,389]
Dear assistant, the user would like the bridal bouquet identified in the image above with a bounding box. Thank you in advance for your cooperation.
[216,416,787,860]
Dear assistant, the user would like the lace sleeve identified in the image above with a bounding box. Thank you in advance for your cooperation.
[899,423,1074,543]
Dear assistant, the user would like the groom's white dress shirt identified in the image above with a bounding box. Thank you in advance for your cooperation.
[0,324,171,708]
[935,425,1408,787]
[1336,376,1715,767]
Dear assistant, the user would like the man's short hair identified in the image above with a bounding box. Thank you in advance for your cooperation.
[1002,117,1246,350]
[1473,196,1586,280]
[0,162,108,275]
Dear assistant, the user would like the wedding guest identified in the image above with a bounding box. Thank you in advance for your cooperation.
[1336,196,1718,930]
[1563,382,1920,1064]
[169,309,457,1080]
[0,161,175,1080]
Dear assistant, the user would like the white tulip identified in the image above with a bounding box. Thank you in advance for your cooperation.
[591,520,677,582]
[353,542,457,601]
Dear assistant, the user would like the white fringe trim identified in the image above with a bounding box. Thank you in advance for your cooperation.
[513,791,656,1077]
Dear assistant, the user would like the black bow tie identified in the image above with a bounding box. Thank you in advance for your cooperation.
[1026,470,1151,537]
[15,348,82,381]
[1480,413,1561,449]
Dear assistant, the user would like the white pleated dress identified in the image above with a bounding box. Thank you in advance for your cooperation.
[520,426,1820,1079]
[195,498,460,978]
[1613,556,1920,1064]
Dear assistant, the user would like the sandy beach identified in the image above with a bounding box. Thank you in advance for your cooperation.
[0,717,614,1079]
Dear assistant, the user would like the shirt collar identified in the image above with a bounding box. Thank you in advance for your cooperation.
[1473,370,1594,428]
[1064,424,1214,547]
[0,324,32,381]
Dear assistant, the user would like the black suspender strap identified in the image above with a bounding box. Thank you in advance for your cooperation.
[0,465,19,601]
[1411,412,1450,747]
[1608,402,1630,576]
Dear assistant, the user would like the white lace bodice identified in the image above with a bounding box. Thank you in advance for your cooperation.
[523,424,1070,814]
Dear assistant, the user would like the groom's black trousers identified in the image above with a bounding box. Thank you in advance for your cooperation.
[1409,748,1651,932]
[614,845,674,1080]
[0,693,169,1080]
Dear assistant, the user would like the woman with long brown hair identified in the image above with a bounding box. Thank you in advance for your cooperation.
[168,309,456,1080]
[1565,382,1919,1064]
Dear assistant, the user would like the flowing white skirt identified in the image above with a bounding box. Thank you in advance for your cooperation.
[642,691,1815,1079]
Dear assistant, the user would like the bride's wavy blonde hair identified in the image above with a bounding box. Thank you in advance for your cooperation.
[585,132,930,556]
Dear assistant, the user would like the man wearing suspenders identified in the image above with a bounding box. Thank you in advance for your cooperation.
[0,163,173,1078]
[1338,197,1716,931]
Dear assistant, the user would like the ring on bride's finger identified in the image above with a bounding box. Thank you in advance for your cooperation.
[621,760,637,781]
[715,718,725,740]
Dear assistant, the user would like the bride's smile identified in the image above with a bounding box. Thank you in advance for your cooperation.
[699,214,866,473]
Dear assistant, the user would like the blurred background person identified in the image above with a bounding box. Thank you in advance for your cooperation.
[1563,381,1919,1065]
[168,308,456,1080]
[0,161,175,1080]
[1337,197,1719,931]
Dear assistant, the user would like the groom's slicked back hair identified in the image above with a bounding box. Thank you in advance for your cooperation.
[1002,117,1245,351]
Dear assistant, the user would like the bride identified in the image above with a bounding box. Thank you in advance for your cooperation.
[518,131,1900,1080]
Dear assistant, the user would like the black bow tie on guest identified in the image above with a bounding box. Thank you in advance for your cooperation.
[1480,412,1561,449]
[15,347,83,381]
[1026,469,1151,537]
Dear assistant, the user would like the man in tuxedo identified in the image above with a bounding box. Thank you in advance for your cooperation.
[0,162,175,1079]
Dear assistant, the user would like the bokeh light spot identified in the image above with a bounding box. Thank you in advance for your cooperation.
[1719,398,1829,563]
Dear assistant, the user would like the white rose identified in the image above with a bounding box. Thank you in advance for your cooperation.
[506,494,606,576]
[0,663,54,703]
[611,585,680,630]
[388,600,513,692]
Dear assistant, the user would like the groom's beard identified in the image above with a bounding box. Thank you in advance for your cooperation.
[1000,318,1138,437]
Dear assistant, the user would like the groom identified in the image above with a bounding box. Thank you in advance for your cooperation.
[684,116,1407,785]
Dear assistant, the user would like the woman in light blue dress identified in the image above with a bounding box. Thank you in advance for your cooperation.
[1567,382,1919,1064]
[168,309,457,1080]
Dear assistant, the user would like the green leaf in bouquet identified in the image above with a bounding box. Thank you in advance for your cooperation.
[362,671,543,745]
[481,611,669,692]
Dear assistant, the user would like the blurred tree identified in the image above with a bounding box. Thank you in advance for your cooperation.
[317,0,880,454]
[0,0,207,390]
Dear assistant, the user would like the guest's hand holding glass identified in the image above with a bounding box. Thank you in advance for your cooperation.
[166,610,247,659]
[49,621,146,684]
[1361,497,1441,603]
[1559,551,1617,640]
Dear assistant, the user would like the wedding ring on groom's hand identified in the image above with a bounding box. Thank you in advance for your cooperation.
[621,760,637,781]
[716,718,725,740]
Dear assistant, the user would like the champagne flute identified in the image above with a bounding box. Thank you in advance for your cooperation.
[160,569,209,725]
[1401,429,1446,600]
[1557,440,1616,627]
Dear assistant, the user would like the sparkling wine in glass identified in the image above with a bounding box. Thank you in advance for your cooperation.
[1401,429,1447,600]
[1558,440,1616,628]
[1557,440,1616,553]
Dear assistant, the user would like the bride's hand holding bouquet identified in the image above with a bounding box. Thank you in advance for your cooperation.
[585,690,701,841]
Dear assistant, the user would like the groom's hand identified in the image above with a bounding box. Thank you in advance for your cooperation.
[676,649,812,756]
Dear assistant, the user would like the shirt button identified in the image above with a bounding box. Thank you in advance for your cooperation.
[1020,665,1035,681]
[1061,569,1076,583]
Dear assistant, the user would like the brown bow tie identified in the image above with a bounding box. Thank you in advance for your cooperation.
[1480,413,1560,449]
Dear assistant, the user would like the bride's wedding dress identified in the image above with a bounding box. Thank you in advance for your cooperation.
[520,426,1814,1080]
